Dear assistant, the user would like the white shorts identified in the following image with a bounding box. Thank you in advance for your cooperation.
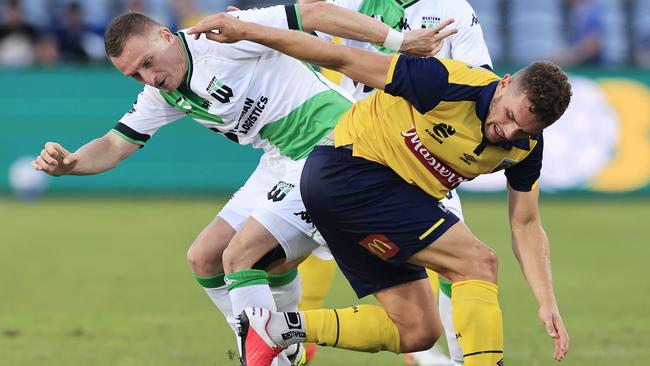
[218,153,322,262]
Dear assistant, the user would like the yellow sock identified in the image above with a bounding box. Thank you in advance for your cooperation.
[426,269,440,298]
[452,280,504,366]
[298,254,337,311]
[303,304,400,353]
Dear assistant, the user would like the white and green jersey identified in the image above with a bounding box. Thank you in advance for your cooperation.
[321,0,492,99]
[113,5,353,160]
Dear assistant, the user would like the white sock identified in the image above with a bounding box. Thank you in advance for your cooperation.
[439,288,463,365]
[272,271,302,312]
[203,285,236,332]
[226,270,292,366]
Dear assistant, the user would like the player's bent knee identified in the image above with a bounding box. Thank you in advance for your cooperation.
[187,230,233,275]
[389,310,441,353]
[455,240,498,283]
[399,325,440,353]
[222,241,261,273]
[187,241,226,275]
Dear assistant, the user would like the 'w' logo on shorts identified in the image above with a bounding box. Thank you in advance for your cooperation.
[267,181,295,202]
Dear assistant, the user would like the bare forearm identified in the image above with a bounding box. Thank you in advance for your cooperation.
[68,134,134,175]
[299,2,389,46]
[512,224,557,307]
[242,22,389,89]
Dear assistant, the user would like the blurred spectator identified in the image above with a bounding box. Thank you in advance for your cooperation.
[554,0,604,66]
[0,0,38,66]
[52,1,104,63]
[170,0,209,31]
[123,0,145,13]
[33,33,59,65]
[636,33,650,68]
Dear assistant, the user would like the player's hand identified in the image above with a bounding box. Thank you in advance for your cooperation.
[539,303,569,361]
[188,12,249,43]
[401,19,457,57]
[31,142,78,176]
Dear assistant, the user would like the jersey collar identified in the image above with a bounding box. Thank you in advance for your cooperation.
[473,80,531,154]
[175,31,193,88]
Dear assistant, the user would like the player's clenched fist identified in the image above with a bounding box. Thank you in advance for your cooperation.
[32,142,78,176]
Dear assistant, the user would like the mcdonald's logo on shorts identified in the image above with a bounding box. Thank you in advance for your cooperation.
[358,234,400,261]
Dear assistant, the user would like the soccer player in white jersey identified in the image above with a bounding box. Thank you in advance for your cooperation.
[294,1,492,365]
[32,4,453,365]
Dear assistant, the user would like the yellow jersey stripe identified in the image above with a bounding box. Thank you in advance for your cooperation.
[532,179,540,190]
[385,54,400,85]
[419,218,446,240]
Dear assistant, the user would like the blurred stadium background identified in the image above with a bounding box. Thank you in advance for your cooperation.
[1,0,649,365]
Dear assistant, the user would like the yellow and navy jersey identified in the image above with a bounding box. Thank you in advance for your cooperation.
[334,54,543,199]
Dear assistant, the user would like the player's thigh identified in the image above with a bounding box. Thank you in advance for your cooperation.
[187,216,236,275]
[374,278,441,352]
[406,220,498,283]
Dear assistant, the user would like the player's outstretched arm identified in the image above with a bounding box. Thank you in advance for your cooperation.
[32,132,138,176]
[190,14,420,90]
[298,2,456,57]
[508,185,569,362]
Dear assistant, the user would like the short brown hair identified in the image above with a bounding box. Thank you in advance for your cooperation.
[104,12,161,58]
[513,61,572,127]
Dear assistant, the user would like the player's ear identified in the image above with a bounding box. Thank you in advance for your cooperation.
[160,27,173,42]
[499,74,512,90]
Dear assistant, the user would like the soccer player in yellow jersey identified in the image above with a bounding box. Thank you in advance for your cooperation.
[189,13,571,366]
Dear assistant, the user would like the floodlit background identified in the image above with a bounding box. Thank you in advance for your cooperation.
[1,0,649,365]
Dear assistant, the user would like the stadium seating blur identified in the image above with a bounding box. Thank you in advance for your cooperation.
[1,0,649,67]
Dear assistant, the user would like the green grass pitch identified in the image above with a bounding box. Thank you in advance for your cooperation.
[1,197,648,365]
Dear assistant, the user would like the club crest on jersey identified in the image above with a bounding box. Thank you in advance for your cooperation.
[490,158,519,173]
[358,234,400,261]
[402,128,469,189]
[206,76,233,103]
[421,16,441,29]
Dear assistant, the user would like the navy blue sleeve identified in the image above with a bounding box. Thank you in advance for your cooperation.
[505,133,543,191]
[384,56,449,114]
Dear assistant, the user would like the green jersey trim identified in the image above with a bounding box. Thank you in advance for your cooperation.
[176,32,194,87]
[110,128,146,146]
[159,88,224,124]
[258,89,351,159]
[293,4,304,32]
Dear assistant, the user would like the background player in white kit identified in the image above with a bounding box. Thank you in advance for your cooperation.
[295,1,493,365]
[32,4,453,365]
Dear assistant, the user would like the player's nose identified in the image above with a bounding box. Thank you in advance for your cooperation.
[140,70,156,87]
[503,123,518,141]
